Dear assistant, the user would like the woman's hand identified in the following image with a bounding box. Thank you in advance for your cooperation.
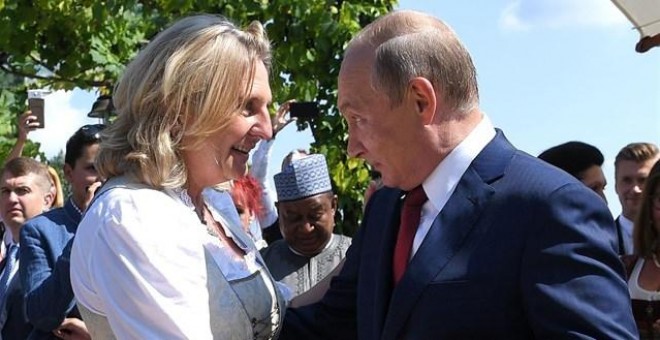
[53,318,91,340]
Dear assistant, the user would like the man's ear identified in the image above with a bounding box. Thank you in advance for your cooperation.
[43,191,54,210]
[408,77,437,125]
[331,194,338,212]
[63,163,74,183]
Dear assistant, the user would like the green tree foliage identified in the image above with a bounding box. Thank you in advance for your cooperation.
[0,0,397,235]
[0,74,44,163]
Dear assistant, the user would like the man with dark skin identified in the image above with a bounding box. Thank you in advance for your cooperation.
[261,154,350,297]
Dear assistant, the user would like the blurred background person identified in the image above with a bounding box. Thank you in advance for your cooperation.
[538,141,607,201]
[261,154,350,297]
[230,175,268,249]
[69,14,288,338]
[622,160,660,339]
[19,124,104,339]
[615,143,660,255]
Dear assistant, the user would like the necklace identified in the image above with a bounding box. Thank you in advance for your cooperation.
[70,198,83,217]
[652,254,660,269]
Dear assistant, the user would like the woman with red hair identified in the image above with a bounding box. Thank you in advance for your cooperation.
[231,175,268,249]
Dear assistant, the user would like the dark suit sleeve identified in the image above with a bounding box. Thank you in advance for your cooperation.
[521,183,637,338]
[19,223,75,331]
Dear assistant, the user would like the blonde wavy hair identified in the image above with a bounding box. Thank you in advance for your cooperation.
[47,166,64,208]
[97,14,271,189]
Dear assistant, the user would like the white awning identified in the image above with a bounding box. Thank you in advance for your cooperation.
[611,0,660,52]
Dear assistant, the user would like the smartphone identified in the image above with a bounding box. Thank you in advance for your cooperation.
[28,97,45,128]
[289,102,320,119]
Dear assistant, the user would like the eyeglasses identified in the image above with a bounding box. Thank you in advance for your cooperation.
[80,124,106,140]
[651,194,660,210]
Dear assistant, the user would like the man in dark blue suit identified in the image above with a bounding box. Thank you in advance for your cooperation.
[281,10,637,339]
[0,157,54,339]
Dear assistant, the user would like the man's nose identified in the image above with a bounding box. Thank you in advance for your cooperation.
[301,221,314,232]
[7,191,18,202]
[347,135,364,159]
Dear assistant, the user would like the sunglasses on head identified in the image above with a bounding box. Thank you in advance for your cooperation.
[80,124,106,140]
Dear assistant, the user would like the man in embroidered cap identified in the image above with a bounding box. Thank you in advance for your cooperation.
[261,153,351,297]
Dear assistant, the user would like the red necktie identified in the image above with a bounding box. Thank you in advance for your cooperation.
[392,186,428,285]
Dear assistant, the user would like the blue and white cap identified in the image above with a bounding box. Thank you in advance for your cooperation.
[274,154,332,202]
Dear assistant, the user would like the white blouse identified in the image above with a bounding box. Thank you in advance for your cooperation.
[70,184,288,339]
[628,258,660,300]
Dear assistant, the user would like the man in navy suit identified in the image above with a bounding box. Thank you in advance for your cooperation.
[0,157,54,339]
[281,10,637,339]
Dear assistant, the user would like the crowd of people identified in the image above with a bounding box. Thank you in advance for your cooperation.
[0,8,657,340]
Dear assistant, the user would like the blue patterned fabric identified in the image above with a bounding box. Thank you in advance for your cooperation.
[274,154,332,202]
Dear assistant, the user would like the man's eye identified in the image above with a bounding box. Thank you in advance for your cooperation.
[285,214,302,223]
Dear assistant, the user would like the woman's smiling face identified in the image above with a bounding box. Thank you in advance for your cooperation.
[183,62,273,188]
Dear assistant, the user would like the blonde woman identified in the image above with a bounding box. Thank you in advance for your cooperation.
[70,14,287,339]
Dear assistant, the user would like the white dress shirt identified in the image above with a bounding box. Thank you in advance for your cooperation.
[411,114,496,258]
[617,214,634,255]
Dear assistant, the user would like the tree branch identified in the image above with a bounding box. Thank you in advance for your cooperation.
[0,63,111,88]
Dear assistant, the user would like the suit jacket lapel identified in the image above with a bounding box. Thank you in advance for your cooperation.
[381,169,494,339]
[0,267,19,327]
[380,131,512,339]
[369,189,405,335]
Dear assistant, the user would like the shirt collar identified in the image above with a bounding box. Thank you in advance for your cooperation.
[618,214,633,230]
[423,114,496,213]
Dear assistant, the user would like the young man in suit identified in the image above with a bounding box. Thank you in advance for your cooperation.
[614,142,660,255]
[282,10,637,339]
[19,124,104,339]
[0,157,54,339]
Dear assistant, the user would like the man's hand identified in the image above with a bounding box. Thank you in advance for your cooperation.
[18,111,40,141]
[83,181,104,211]
[53,318,90,340]
[272,100,297,138]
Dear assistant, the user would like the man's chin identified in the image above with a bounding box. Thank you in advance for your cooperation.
[4,217,25,230]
